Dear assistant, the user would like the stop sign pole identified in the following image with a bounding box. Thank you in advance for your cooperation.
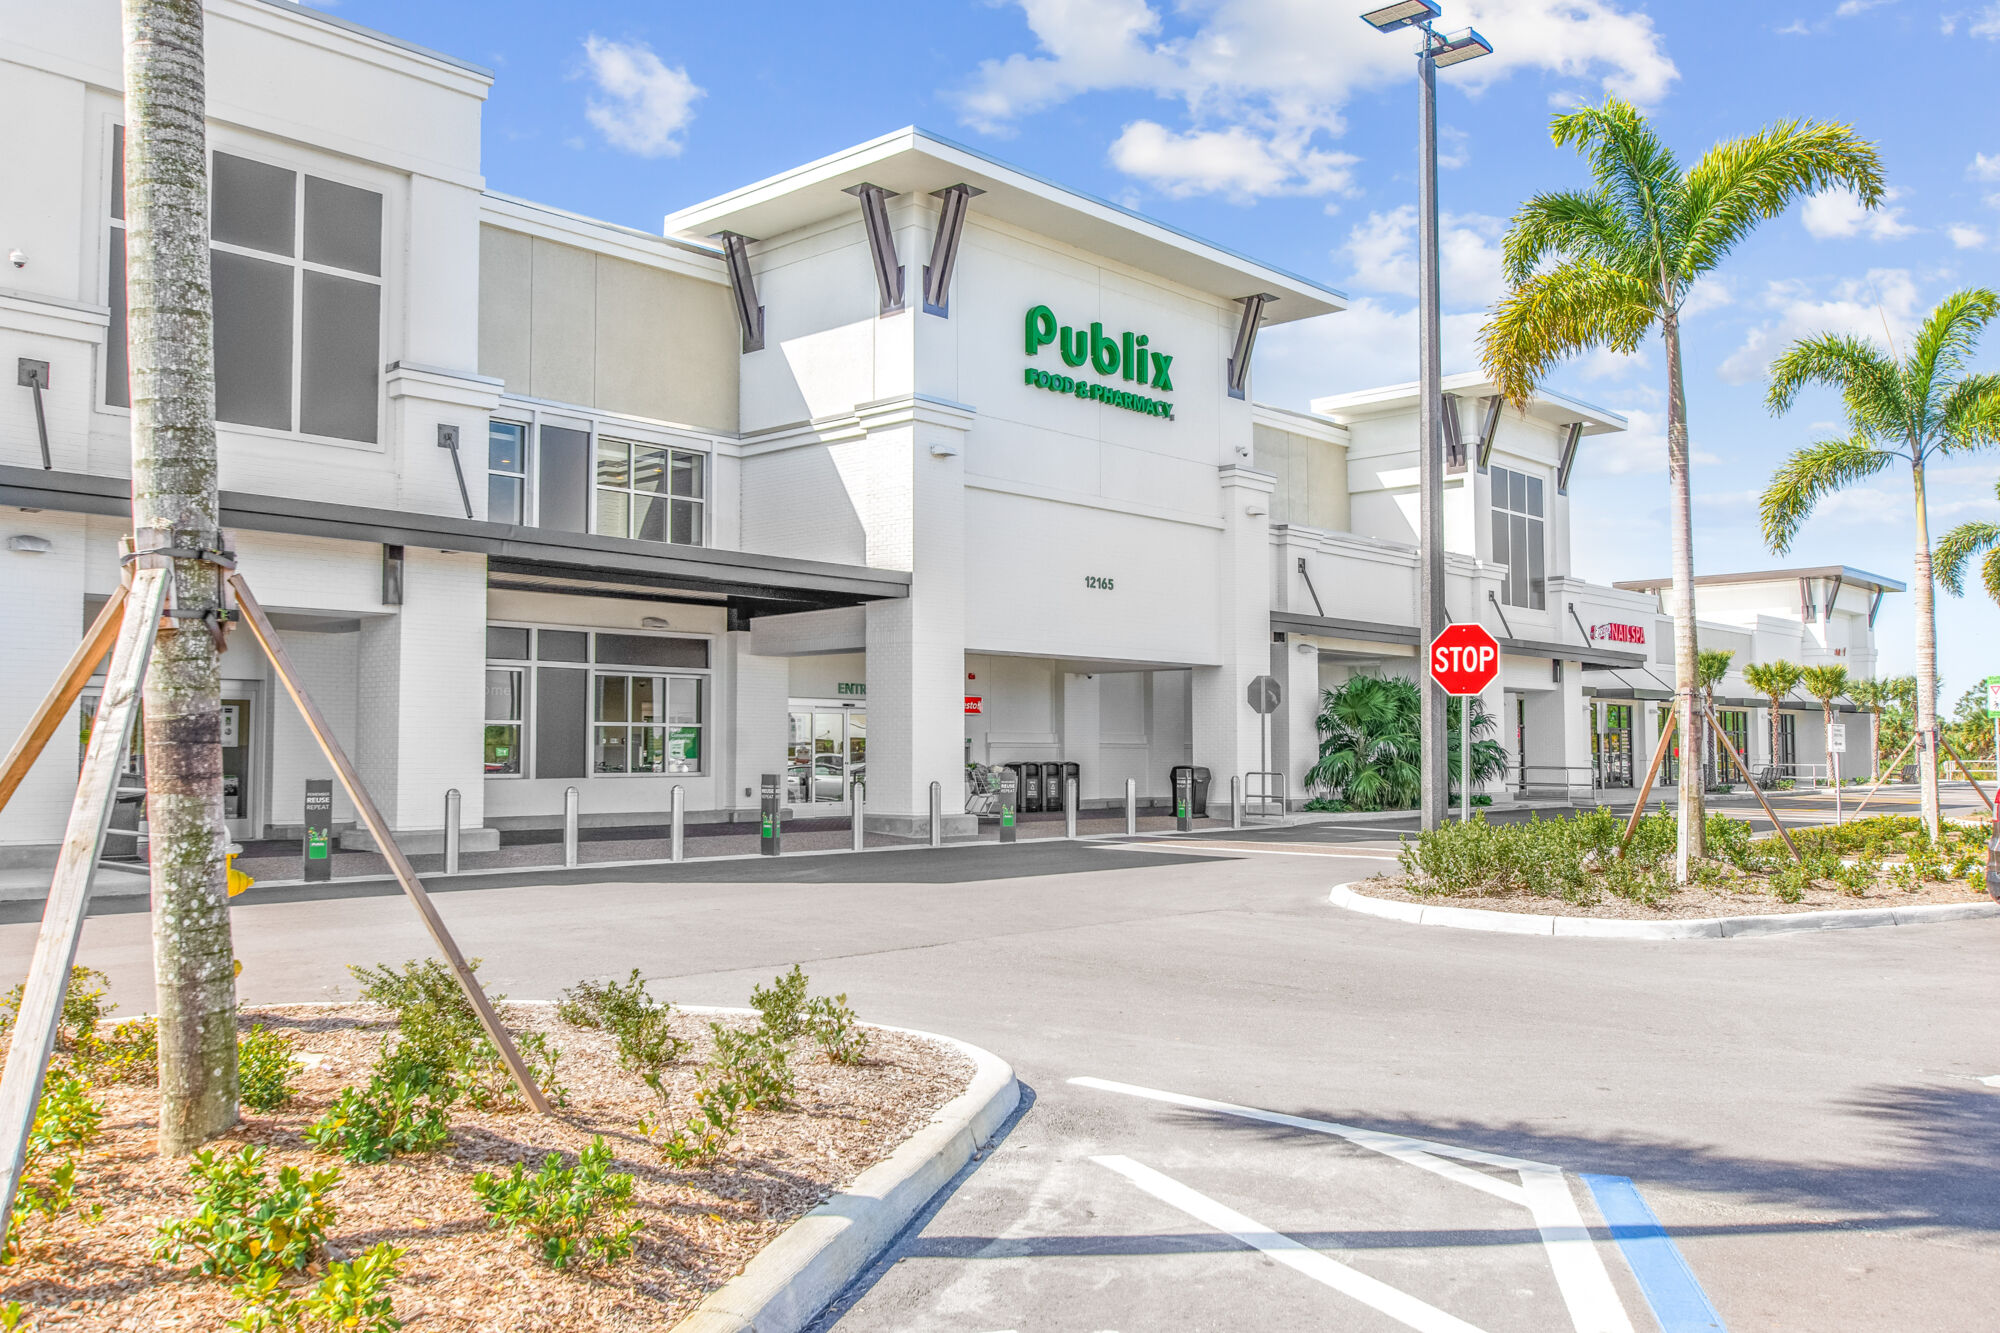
[1429,625,1502,824]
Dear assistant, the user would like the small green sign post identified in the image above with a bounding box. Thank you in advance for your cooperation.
[760,772,781,857]
[999,769,1018,845]
[302,779,332,883]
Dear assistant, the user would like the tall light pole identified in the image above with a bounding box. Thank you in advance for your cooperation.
[1361,1,1492,831]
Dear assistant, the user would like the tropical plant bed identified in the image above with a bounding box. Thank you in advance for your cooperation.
[1382,810,1994,919]
[0,997,971,1332]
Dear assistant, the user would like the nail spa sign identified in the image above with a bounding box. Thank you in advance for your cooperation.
[1023,305,1176,420]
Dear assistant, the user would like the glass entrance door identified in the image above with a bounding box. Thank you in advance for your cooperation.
[221,695,254,840]
[1595,703,1634,788]
[787,704,865,809]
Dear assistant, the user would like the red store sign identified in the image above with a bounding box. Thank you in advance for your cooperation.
[1590,622,1646,644]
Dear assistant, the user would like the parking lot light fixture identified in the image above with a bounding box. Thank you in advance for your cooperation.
[1361,0,1441,32]
[1360,0,1493,831]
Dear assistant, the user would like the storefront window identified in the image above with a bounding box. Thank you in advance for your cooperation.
[483,624,708,779]
[595,438,705,545]
[594,674,700,774]
[484,668,523,775]
[488,421,526,524]
[1490,465,1546,611]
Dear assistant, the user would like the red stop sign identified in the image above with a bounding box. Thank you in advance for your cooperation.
[1429,624,1501,696]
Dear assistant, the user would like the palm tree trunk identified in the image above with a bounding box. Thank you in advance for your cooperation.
[1664,312,1704,880]
[1911,457,1941,838]
[123,0,239,1154]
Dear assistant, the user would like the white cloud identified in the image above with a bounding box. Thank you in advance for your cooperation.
[1970,152,2000,180]
[1576,346,1651,381]
[1973,4,2000,36]
[1341,207,1508,308]
[1835,0,1895,14]
[1776,19,1813,34]
[1680,276,1733,319]
[955,0,1678,197]
[1438,126,1470,171]
[1949,223,1990,249]
[1717,268,1921,384]
[1107,122,1356,201]
[1574,405,1719,478]
[579,36,703,159]
[1252,298,1488,409]
[1800,186,1916,240]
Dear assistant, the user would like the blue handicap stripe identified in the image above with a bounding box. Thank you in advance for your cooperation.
[1581,1174,1727,1332]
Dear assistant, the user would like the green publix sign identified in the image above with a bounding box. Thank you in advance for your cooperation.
[1023,305,1175,420]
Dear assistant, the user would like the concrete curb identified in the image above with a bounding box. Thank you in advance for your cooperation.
[671,1016,1019,1333]
[1326,882,2000,940]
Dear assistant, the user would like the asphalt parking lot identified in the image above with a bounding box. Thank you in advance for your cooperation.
[10,795,1997,1331]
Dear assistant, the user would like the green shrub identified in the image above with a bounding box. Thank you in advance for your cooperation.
[0,966,113,1053]
[705,1025,793,1111]
[79,1016,158,1085]
[1769,863,1811,903]
[640,1080,745,1169]
[155,1146,338,1281]
[470,1137,640,1270]
[1832,859,1872,896]
[239,1026,305,1112]
[3,1070,105,1264]
[230,1242,404,1333]
[556,970,688,1100]
[804,994,869,1065]
[304,1052,454,1164]
[1396,807,1764,906]
[749,965,810,1043]
[350,958,560,1112]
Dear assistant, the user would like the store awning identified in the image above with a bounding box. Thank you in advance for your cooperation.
[0,465,909,622]
[1273,612,1647,670]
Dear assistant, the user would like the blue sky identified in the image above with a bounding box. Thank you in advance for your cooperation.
[333,0,2000,700]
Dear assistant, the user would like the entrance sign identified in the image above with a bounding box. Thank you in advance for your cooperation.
[1246,676,1283,714]
[1829,724,1847,754]
[302,779,332,883]
[1429,625,1501,696]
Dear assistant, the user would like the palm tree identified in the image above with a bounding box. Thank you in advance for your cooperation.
[1309,677,1421,812]
[123,0,240,1151]
[1845,676,1894,781]
[1696,649,1734,784]
[1445,696,1509,802]
[1744,659,1804,780]
[1936,476,2000,607]
[1759,289,2000,838]
[1482,97,1882,883]
[1800,664,1852,789]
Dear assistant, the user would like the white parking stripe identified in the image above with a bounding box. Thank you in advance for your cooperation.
[1116,841,1403,860]
[1073,1077,1634,1333]
[1093,1155,1491,1333]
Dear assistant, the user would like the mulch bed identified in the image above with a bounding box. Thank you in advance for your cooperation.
[0,1004,972,1331]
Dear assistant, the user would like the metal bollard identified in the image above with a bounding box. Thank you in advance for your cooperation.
[1231,775,1243,830]
[1125,778,1137,836]
[851,779,865,852]
[929,780,943,848]
[562,786,579,868]
[443,787,461,875]
[1065,777,1078,839]
[669,785,684,863]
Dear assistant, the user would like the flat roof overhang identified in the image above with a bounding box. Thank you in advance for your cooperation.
[0,465,908,620]
[1615,565,1906,595]
[662,128,1345,325]
[1273,612,1647,670]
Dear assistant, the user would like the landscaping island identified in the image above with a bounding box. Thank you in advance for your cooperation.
[0,964,972,1332]
[1377,811,1995,920]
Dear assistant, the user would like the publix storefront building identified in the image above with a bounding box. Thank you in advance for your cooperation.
[1,0,1661,863]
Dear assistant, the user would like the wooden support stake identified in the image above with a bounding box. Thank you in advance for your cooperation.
[1707,704,1799,861]
[0,584,130,817]
[0,568,167,1245]
[1618,709,1678,856]
[1849,733,1918,819]
[1937,732,1995,814]
[228,573,550,1114]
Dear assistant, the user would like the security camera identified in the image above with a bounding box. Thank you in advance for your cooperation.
[7,251,24,269]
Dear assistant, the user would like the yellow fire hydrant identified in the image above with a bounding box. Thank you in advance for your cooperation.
[226,846,255,898]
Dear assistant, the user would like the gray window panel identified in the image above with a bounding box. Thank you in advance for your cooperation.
[1528,519,1546,609]
[596,634,709,669]
[105,229,129,408]
[1509,469,1527,513]
[211,249,293,429]
[302,175,382,276]
[484,669,523,721]
[112,124,125,220]
[1527,475,1544,518]
[212,151,295,256]
[670,498,699,546]
[537,425,589,534]
[595,489,629,540]
[486,625,530,660]
[300,271,379,442]
[1490,507,1507,575]
[670,452,703,498]
[1510,514,1529,607]
[633,446,668,494]
[633,494,666,543]
[596,438,630,488]
[489,421,525,473]
[489,475,523,525]
[596,674,629,723]
[535,667,588,780]
[669,677,701,725]
[537,628,588,662]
